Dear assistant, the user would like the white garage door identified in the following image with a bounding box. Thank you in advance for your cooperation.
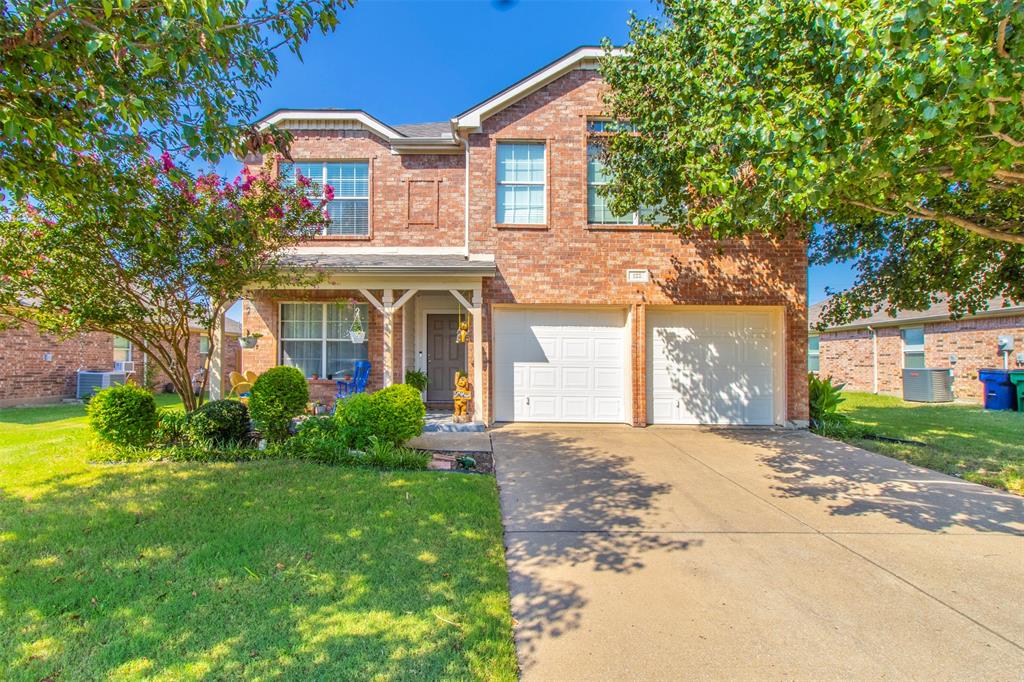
[647,309,778,425]
[493,307,627,422]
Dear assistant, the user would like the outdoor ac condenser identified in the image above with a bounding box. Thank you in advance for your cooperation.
[902,368,954,403]
[76,371,127,400]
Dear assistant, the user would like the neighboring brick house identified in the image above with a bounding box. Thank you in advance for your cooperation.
[0,318,242,407]
[808,297,1024,402]
[236,47,809,426]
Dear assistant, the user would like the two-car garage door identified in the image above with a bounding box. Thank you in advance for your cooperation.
[492,306,779,425]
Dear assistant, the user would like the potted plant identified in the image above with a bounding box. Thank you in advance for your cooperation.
[349,309,365,344]
[239,330,263,349]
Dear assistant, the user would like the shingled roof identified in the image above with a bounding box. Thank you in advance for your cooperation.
[809,296,1024,331]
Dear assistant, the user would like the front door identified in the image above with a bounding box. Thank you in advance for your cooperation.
[426,314,466,404]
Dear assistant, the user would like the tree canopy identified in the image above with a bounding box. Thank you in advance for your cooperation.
[600,0,1024,325]
[0,157,328,410]
[0,0,353,197]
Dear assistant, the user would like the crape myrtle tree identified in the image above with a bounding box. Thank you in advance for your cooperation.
[600,0,1024,326]
[0,0,355,197]
[0,155,331,411]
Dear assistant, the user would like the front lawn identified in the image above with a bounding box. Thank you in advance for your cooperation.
[0,399,517,680]
[837,392,1024,495]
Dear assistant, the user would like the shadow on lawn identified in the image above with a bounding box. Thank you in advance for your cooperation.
[0,462,515,680]
[714,429,1024,534]
[490,427,699,674]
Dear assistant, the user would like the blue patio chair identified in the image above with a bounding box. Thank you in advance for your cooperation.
[336,360,371,400]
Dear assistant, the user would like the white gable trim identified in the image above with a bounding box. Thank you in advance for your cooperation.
[454,46,623,131]
[257,110,407,141]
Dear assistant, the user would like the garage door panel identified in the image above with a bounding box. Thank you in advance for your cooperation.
[494,308,627,423]
[648,309,777,425]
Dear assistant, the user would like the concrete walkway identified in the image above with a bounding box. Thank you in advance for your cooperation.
[491,424,1024,681]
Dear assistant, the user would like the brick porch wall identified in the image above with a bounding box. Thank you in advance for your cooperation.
[241,289,404,407]
[817,315,1024,402]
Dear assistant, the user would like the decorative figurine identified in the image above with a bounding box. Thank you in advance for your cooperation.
[453,371,472,422]
[457,319,470,344]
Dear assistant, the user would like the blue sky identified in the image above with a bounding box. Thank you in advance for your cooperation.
[220,0,851,318]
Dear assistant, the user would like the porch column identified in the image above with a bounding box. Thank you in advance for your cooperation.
[209,306,225,400]
[471,287,484,423]
[382,289,395,387]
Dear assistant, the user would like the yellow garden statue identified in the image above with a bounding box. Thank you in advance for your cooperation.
[452,371,472,422]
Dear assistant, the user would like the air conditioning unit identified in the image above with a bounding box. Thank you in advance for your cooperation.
[76,371,127,400]
[114,361,135,373]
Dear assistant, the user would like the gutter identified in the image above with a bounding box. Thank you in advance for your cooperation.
[452,127,471,257]
[867,325,878,394]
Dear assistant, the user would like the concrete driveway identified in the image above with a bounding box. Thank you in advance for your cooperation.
[491,425,1024,681]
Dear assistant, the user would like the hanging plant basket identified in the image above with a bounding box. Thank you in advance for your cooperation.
[239,332,262,349]
[349,307,365,344]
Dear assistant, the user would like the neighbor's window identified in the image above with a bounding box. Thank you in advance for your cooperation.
[496,142,546,224]
[808,334,820,373]
[281,161,369,236]
[280,302,369,379]
[901,326,926,369]
[199,335,210,356]
[113,336,132,363]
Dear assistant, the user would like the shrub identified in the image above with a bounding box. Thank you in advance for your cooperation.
[249,366,308,442]
[334,392,380,449]
[363,436,431,470]
[186,399,250,446]
[87,383,158,447]
[279,416,353,464]
[154,410,188,446]
[372,383,425,446]
[403,369,429,393]
[808,373,851,435]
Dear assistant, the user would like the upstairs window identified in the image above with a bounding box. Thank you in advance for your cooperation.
[901,326,926,369]
[587,144,667,225]
[281,162,369,236]
[587,120,637,133]
[808,334,820,373]
[496,142,546,224]
[199,335,210,356]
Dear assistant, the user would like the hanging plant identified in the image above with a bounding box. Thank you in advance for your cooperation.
[349,307,365,344]
[239,330,263,349]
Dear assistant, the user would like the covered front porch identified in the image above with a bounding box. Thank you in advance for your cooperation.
[235,253,495,423]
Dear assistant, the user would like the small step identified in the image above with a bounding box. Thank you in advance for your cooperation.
[422,420,485,433]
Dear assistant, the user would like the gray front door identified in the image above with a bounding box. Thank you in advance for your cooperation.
[427,314,466,403]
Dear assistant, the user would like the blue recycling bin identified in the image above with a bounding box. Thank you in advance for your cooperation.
[978,369,1018,411]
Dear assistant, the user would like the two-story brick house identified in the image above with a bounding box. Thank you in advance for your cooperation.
[233,47,809,426]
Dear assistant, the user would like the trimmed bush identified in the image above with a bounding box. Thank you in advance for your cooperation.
[372,384,426,446]
[278,416,352,464]
[249,366,308,442]
[187,399,250,446]
[87,383,158,447]
[154,410,188,446]
[334,392,380,450]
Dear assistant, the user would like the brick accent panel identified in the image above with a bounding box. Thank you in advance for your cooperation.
[817,315,1024,402]
[630,303,647,426]
[241,289,404,407]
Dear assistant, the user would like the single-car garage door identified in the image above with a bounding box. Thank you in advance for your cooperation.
[647,308,779,425]
[493,307,627,422]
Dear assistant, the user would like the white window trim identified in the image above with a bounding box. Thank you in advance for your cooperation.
[496,142,546,225]
[586,142,664,226]
[278,301,369,378]
[807,334,820,373]
[283,161,370,236]
[901,325,926,368]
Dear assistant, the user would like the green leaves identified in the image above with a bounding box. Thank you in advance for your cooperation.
[601,0,1024,323]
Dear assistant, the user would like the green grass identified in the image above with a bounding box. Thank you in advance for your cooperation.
[837,392,1024,495]
[0,398,517,680]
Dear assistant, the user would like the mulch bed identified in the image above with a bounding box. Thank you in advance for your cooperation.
[425,449,494,475]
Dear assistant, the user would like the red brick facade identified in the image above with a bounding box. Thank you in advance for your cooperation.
[816,315,1024,402]
[243,62,808,425]
[0,321,240,407]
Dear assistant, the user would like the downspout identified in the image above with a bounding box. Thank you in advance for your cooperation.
[868,325,878,393]
[453,127,470,257]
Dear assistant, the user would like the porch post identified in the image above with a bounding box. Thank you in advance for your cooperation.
[382,289,395,387]
[209,306,225,400]
[470,287,483,423]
